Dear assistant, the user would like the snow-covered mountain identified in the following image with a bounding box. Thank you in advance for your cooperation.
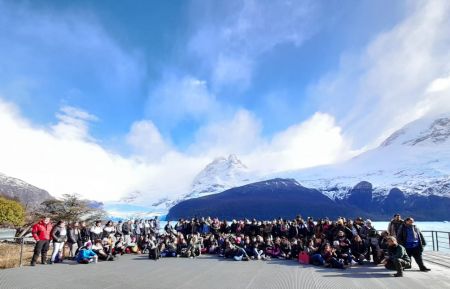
[157,154,253,207]
[186,154,252,199]
[107,154,254,218]
[111,114,450,219]
[0,172,53,207]
[281,114,450,200]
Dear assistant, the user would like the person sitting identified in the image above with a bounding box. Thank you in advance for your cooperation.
[76,242,98,264]
[242,236,256,259]
[334,230,352,265]
[114,237,126,255]
[382,236,411,277]
[265,237,281,258]
[160,237,177,257]
[187,234,202,258]
[92,239,114,261]
[177,238,190,257]
[148,235,160,260]
[279,237,292,259]
[226,243,250,261]
[322,243,345,269]
[350,235,368,265]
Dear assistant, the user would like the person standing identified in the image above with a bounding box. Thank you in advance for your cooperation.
[67,222,81,258]
[50,220,67,264]
[383,236,411,277]
[388,214,403,237]
[397,217,431,272]
[31,217,53,266]
[80,221,90,244]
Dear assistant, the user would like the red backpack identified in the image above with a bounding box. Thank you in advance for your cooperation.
[298,251,310,265]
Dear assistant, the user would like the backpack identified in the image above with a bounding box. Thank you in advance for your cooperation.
[298,251,310,265]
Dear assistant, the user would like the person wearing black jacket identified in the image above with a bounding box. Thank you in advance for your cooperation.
[351,235,368,265]
[67,222,82,258]
[396,217,430,272]
[80,221,90,244]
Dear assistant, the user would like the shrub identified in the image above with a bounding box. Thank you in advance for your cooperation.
[0,196,25,227]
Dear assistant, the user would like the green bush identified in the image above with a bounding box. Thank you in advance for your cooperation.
[0,197,25,227]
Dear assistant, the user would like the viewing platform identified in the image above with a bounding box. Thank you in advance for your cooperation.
[0,252,449,289]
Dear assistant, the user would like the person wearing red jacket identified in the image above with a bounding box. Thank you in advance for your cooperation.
[31,217,53,266]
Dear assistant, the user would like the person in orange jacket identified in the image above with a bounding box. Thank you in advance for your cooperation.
[31,217,53,266]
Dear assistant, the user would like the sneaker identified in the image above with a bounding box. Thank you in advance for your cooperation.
[30,262,36,266]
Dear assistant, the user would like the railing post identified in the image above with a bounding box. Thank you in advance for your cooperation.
[436,232,439,252]
[432,231,435,251]
[19,238,24,267]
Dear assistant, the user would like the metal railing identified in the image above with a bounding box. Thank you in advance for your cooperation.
[0,237,26,267]
[422,231,450,252]
[1,231,449,269]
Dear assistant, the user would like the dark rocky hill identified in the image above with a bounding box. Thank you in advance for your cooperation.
[167,178,450,221]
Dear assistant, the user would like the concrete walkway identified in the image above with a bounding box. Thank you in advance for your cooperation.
[0,254,449,289]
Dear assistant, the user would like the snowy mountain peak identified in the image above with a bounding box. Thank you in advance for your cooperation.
[188,154,251,198]
[381,115,450,147]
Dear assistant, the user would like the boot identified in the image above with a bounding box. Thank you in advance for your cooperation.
[41,255,48,265]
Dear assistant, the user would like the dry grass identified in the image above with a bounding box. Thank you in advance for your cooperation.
[0,242,35,269]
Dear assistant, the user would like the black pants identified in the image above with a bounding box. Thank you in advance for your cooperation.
[31,240,50,264]
[385,258,410,275]
[406,246,426,270]
[148,247,160,260]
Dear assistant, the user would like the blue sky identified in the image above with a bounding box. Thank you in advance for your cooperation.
[0,0,449,203]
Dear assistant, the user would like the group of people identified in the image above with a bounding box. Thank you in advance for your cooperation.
[30,214,431,277]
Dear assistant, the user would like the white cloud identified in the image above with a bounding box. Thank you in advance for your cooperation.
[309,0,450,148]
[190,110,351,174]
[0,98,205,203]
[146,75,221,128]
[126,120,171,162]
[191,109,263,156]
[188,0,316,89]
[52,106,98,141]
[244,113,353,173]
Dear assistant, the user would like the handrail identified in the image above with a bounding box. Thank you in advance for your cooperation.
[1,230,449,269]
[421,231,450,252]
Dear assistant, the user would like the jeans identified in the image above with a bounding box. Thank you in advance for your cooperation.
[311,254,324,266]
[51,242,65,262]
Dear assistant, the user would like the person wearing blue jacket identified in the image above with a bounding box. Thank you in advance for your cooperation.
[76,242,98,264]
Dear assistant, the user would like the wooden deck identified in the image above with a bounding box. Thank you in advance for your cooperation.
[0,253,449,289]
